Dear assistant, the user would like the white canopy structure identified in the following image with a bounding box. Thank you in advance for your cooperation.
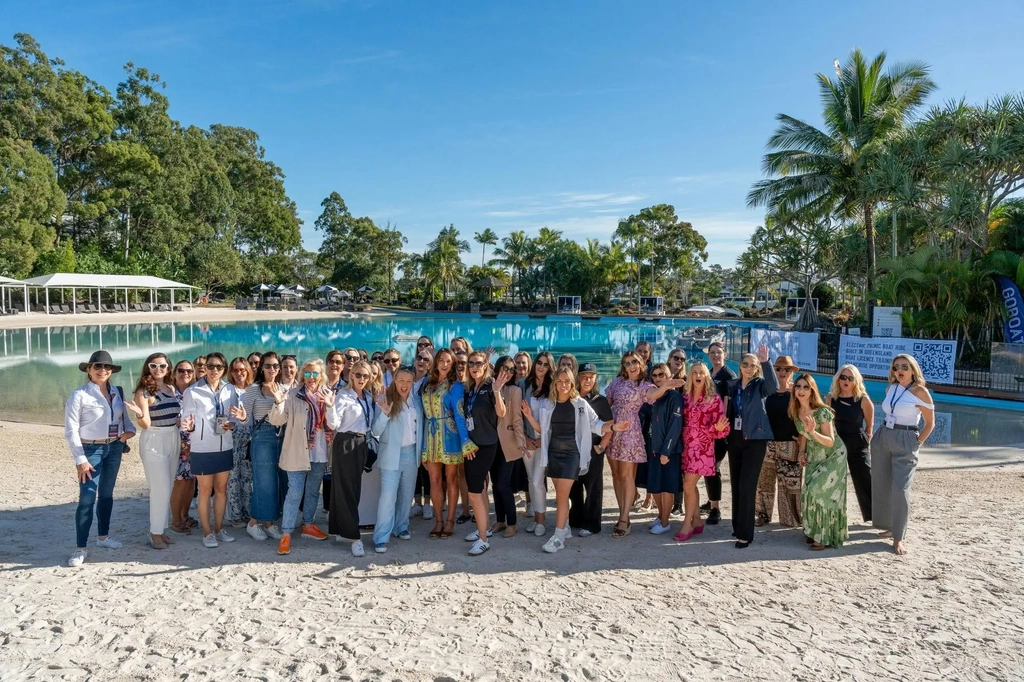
[0,275,29,314]
[23,273,195,315]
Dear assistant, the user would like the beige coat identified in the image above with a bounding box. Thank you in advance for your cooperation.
[268,389,340,472]
[497,384,527,461]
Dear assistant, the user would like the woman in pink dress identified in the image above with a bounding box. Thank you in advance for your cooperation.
[605,350,683,538]
[677,362,730,541]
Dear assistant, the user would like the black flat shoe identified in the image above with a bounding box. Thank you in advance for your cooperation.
[735,540,750,549]
[707,509,721,525]
[456,514,471,525]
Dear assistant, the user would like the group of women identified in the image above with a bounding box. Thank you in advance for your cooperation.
[64,335,935,567]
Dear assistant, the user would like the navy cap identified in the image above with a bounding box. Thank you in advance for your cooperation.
[578,362,598,374]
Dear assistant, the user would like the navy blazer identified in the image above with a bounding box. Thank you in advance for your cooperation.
[649,390,684,456]
[726,361,779,440]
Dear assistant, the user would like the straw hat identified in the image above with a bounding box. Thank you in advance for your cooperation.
[773,355,800,372]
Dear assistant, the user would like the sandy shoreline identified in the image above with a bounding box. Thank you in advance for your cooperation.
[1,420,1022,680]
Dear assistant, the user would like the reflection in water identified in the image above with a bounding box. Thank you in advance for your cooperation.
[2,317,1022,448]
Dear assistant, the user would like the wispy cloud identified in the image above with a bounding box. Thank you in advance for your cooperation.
[477,191,646,218]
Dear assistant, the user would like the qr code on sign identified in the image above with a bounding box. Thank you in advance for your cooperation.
[912,342,955,382]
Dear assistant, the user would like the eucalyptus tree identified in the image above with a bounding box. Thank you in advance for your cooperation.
[747,49,935,292]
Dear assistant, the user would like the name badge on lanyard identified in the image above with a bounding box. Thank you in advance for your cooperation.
[108,387,120,438]
[733,384,743,431]
[467,386,482,433]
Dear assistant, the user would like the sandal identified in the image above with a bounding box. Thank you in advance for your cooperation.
[429,522,444,539]
[754,513,769,527]
[456,514,471,525]
[169,522,191,535]
[440,520,455,538]
[185,516,199,528]
[612,520,631,539]
[810,543,827,551]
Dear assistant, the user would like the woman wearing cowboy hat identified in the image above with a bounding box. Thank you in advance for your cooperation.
[755,355,803,528]
[65,350,139,567]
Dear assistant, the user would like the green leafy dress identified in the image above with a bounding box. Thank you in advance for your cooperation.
[797,407,849,547]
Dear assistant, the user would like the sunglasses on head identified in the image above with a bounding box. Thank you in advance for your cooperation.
[148,362,168,370]
[839,374,853,382]
[303,371,321,378]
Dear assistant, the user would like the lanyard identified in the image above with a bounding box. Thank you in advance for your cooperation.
[331,378,344,394]
[889,385,911,413]
[209,381,224,416]
[358,392,372,430]
[104,383,121,431]
[733,383,744,418]
[467,383,485,415]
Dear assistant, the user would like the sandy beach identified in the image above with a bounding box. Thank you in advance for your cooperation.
[1,420,1022,681]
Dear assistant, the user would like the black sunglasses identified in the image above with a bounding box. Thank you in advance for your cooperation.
[91,363,115,371]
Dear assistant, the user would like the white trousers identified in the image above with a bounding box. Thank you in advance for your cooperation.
[522,449,548,515]
[140,426,179,535]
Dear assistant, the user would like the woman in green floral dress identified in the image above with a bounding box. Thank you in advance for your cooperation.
[790,374,848,549]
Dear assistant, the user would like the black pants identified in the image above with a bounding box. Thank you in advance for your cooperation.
[328,432,367,541]
[490,443,518,527]
[569,451,604,534]
[704,438,729,502]
[840,432,873,522]
[465,442,496,494]
[727,436,768,543]
[415,463,431,500]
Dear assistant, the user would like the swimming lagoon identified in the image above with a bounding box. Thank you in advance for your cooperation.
[2,314,1022,449]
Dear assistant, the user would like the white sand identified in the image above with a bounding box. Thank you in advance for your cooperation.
[1,420,1022,681]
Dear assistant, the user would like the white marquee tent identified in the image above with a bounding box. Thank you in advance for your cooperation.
[0,275,29,314]
[23,273,195,315]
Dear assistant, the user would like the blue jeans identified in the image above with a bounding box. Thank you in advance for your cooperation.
[281,462,328,534]
[76,441,124,548]
[250,421,285,522]
[374,445,419,545]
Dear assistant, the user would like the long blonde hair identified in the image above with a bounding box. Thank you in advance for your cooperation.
[828,364,867,401]
[463,350,492,391]
[788,373,833,423]
[685,361,717,403]
[368,361,384,397]
[888,353,927,387]
[384,367,415,417]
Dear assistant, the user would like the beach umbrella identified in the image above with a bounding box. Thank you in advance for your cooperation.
[315,284,338,293]
[292,284,307,292]
[357,285,375,294]
[338,290,352,299]
[251,283,271,291]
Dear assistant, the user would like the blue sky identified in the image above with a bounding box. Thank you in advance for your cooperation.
[5,1,1024,266]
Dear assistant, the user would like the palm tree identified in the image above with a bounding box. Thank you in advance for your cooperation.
[746,49,936,292]
[422,241,464,302]
[490,230,536,304]
[473,228,498,267]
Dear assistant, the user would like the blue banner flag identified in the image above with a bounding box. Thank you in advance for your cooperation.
[995,275,1024,344]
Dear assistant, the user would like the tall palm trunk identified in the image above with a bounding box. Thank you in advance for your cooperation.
[864,201,876,294]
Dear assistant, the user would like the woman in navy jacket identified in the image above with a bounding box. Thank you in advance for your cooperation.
[725,344,779,548]
[646,363,684,535]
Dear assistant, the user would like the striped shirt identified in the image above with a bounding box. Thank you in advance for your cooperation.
[243,383,290,425]
[147,387,181,428]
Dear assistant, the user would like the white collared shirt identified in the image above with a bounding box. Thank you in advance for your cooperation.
[334,388,376,434]
[401,400,418,447]
[65,381,131,465]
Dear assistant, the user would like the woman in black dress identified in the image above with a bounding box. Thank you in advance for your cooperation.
[828,364,874,522]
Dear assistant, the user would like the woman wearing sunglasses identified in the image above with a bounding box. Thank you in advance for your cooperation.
[65,350,137,567]
[791,374,848,550]
[490,356,527,539]
[370,366,422,552]
[702,341,735,525]
[568,363,613,536]
[242,352,287,541]
[519,351,555,536]
[828,364,874,523]
[410,349,435,519]
[226,357,254,527]
[677,362,730,541]
[132,353,181,549]
[755,356,802,529]
[381,348,401,388]
[604,350,684,538]
[421,349,476,539]
[872,354,934,555]
[169,360,197,535]
[724,345,778,549]
[269,359,336,555]
[180,352,247,548]
[330,359,378,557]
[643,363,684,535]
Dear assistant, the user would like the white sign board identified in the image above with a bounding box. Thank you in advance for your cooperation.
[873,306,903,338]
[750,329,819,372]
[838,335,957,385]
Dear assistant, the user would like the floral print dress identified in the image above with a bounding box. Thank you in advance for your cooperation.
[682,393,729,476]
[798,407,849,547]
[605,377,654,464]
[421,380,474,465]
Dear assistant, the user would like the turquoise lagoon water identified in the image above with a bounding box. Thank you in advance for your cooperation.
[2,314,1022,449]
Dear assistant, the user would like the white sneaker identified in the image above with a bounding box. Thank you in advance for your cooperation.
[67,549,87,567]
[95,537,122,549]
[526,503,533,516]
[396,531,412,541]
[203,533,218,548]
[533,523,546,537]
[411,503,423,517]
[216,529,235,543]
[464,528,494,542]
[577,529,593,537]
[468,539,490,556]
[263,525,282,540]
[246,524,268,541]
[650,521,673,535]
[525,520,538,533]
[543,531,566,554]
[351,540,365,557]
[422,505,434,521]
[648,519,659,529]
